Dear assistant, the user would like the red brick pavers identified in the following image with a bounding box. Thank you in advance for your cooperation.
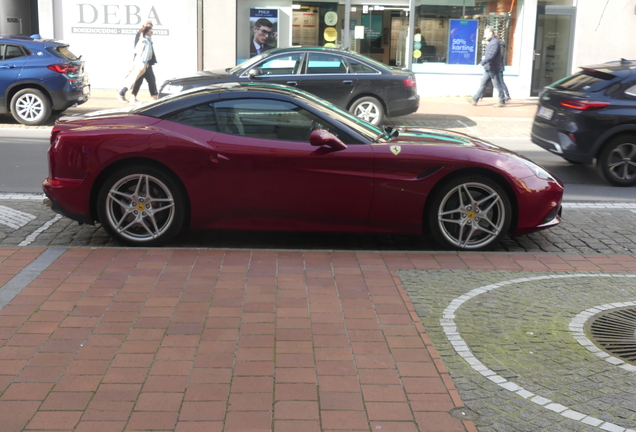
[0,248,634,432]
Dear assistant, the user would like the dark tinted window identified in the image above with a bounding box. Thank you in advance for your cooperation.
[214,98,354,143]
[553,70,617,92]
[164,103,217,132]
[306,53,348,74]
[4,45,25,60]
[348,60,377,74]
[48,45,79,61]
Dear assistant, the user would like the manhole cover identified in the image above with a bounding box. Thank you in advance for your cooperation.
[449,407,479,421]
[585,307,636,364]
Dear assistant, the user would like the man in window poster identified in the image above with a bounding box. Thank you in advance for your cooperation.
[250,9,278,57]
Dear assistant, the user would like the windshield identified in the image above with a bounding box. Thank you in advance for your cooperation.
[228,52,270,75]
[47,45,79,61]
[285,87,385,142]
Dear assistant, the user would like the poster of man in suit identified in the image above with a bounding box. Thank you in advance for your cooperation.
[250,9,278,57]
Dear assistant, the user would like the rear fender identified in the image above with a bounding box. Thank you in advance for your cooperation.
[592,124,636,160]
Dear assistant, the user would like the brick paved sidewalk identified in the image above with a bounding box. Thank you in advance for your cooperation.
[1,247,634,432]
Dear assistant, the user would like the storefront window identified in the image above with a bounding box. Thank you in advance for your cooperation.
[414,0,520,66]
[292,3,339,47]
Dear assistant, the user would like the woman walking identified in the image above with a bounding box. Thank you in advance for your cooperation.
[117,25,154,103]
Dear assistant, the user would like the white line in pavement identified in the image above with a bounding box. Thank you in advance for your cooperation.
[1,193,636,209]
[19,214,62,247]
[0,205,36,229]
[0,193,46,200]
[441,274,636,432]
[456,119,477,135]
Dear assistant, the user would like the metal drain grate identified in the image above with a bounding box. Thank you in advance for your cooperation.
[585,307,636,364]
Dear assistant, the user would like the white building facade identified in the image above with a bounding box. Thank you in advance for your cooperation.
[28,0,636,97]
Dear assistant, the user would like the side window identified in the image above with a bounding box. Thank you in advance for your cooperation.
[0,44,5,61]
[624,83,636,98]
[257,53,303,75]
[348,60,377,74]
[214,98,354,143]
[164,103,217,132]
[4,45,25,60]
[306,53,348,74]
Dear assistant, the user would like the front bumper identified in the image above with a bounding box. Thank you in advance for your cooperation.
[513,175,564,236]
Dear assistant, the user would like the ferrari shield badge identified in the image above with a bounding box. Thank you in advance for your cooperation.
[390,145,401,155]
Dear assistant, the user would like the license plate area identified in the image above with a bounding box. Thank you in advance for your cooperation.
[537,106,554,120]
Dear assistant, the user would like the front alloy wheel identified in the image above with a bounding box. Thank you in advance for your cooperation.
[97,167,185,246]
[427,176,511,251]
[599,137,636,186]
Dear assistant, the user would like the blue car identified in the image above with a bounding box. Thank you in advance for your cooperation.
[0,35,89,125]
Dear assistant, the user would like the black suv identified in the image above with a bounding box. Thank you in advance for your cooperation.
[531,59,636,186]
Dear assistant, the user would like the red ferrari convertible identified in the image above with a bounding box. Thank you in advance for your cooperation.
[43,83,563,251]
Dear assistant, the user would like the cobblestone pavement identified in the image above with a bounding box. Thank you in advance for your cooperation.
[400,270,636,432]
[1,197,636,254]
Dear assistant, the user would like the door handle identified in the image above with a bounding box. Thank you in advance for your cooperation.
[343,80,353,85]
[0,65,15,69]
[210,153,229,163]
[286,81,298,86]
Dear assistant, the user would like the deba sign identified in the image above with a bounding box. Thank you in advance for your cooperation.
[60,0,196,88]
[72,3,168,35]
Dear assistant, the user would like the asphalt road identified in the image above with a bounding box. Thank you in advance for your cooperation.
[0,129,50,193]
[1,128,634,201]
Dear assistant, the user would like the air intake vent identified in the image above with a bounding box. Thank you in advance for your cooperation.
[585,307,636,364]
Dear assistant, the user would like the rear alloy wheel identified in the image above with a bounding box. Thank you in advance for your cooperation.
[97,166,185,246]
[427,176,511,251]
[598,136,636,186]
[350,96,384,125]
[10,88,51,125]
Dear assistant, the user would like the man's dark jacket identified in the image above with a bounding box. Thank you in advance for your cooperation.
[479,36,502,72]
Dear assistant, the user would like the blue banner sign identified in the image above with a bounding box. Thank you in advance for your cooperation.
[447,19,478,65]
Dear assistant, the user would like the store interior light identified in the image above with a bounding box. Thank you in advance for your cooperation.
[350,6,357,12]
[292,4,301,9]
[374,5,384,10]
[362,5,368,13]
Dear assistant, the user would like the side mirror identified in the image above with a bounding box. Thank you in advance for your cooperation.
[248,68,262,78]
[309,129,348,151]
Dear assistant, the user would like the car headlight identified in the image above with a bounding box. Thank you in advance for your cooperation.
[517,157,555,181]
[162,84,183,94]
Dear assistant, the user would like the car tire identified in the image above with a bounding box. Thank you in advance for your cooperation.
[97,166,185,246]
[426,175,512,251]
[598,135,636,186]
[349,96,384,125]
[10,88,52,126]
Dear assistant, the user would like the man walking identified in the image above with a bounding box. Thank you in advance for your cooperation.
[470,27,506,107]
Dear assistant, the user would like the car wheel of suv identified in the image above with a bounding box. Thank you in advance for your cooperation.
[10,88,51,126]
[598,135,636,186]
[350,96,384,125]
[426,175,512,251]
[97,166,185,246]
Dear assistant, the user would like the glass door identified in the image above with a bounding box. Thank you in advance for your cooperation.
[531,6,576,95]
